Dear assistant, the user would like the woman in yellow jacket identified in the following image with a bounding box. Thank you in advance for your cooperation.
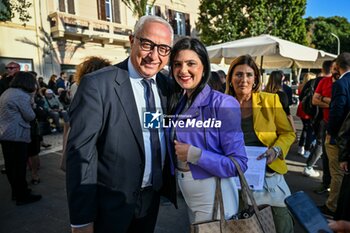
[226,55,296,233]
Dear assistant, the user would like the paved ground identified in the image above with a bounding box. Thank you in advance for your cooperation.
[0,106,329,233]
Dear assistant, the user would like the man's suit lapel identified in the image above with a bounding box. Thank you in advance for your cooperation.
[113,64,145,156]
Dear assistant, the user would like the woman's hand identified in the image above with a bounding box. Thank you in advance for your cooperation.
[257,148,277,164]
[174,140,190,162]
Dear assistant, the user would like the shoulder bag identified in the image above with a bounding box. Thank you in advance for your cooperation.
[190,157,276,233]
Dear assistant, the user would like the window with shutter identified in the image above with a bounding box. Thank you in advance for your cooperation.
[59,0,65,12]
[68,0,75,14]
[185,13,190,36]
[168,10,189,36]
[97,0,106,20]
[154,6,161,17]
[97,0,120,23]
[168,9,177,34]
[112,0,120,23]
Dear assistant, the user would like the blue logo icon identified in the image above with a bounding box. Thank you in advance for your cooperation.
[144,110,162,128]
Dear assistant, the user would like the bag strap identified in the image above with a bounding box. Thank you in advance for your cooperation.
[213,177,222,221]
[228,156,268,233]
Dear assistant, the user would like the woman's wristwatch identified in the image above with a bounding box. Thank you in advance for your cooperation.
[271,146,282,159]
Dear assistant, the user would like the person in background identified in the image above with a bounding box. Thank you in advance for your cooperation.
[217,70,227,92]
[302,60,333,193]
[264,70,296,133]
[282,78,293,106]
[66,15,175,233]
[56,71,68,91]
[226,55,295,233]
[313,59,341,218]
[27,71,42,185]
[47,74,57,94]
[43,89,69,133]
[57,87,71,110]
[296,72,316,158]
[0,62,21,175]
[38,77,48,88]
[167,37,247,223]
[0,62,20,95]
[208,71,225,92]
[68,74,75,87]
[69,56,111,100]
[0,71,42,205]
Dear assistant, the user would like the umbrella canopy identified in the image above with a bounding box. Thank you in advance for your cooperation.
[207,34,336,68]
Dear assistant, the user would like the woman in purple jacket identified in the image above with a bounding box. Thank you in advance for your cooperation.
[167,37,247,223]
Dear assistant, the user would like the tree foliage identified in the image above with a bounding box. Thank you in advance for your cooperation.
[197,0,307,46]
[0,0,32,23]
[121,0,156,19]
[306,16,350,54]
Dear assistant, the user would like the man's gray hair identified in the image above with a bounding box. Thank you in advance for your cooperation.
[134,15,174,44]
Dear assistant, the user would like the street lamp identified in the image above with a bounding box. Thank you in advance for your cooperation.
[331,33,340,55]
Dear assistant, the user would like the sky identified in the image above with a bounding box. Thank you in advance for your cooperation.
[305,0,350,20]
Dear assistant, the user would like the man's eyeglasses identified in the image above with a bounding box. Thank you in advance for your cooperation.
[135,36,171,56]
[5,66,19,70]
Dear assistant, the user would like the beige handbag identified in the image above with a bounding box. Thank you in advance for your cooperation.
[191,157,276,233]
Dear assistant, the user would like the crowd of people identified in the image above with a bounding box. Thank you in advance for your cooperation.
[0,14,350,233]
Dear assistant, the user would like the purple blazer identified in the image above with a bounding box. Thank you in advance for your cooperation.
[167,85,247,179]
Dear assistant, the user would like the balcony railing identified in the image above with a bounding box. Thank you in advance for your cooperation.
[48,12,133,45]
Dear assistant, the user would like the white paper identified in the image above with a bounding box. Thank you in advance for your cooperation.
[234,146,267,191]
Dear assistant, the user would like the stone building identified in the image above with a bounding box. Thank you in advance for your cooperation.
[0,0,200,79]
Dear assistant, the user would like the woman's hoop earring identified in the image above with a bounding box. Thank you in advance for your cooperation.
[229,83,232,87]
[253,83,256,88]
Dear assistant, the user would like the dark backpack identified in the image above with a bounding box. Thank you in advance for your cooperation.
[301,79,318,117]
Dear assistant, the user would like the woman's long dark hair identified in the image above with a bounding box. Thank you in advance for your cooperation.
[10,71,37,93]
[168,37,211,114]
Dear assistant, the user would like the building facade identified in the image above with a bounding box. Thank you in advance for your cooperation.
[0,0,200,79]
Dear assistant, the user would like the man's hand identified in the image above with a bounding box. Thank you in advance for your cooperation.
[174,140,190,162]
[71,223,93,233]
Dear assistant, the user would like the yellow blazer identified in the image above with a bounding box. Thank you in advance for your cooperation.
[252,92,296,174]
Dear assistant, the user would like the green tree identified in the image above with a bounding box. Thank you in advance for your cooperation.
[0,0,31,23]
[197,0,247,45]
[197,0,307,46]
[306,16,350,54]
[121,0,156,19]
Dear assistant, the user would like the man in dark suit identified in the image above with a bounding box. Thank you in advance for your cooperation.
[66,15,176,233]
[328,52,350,220]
